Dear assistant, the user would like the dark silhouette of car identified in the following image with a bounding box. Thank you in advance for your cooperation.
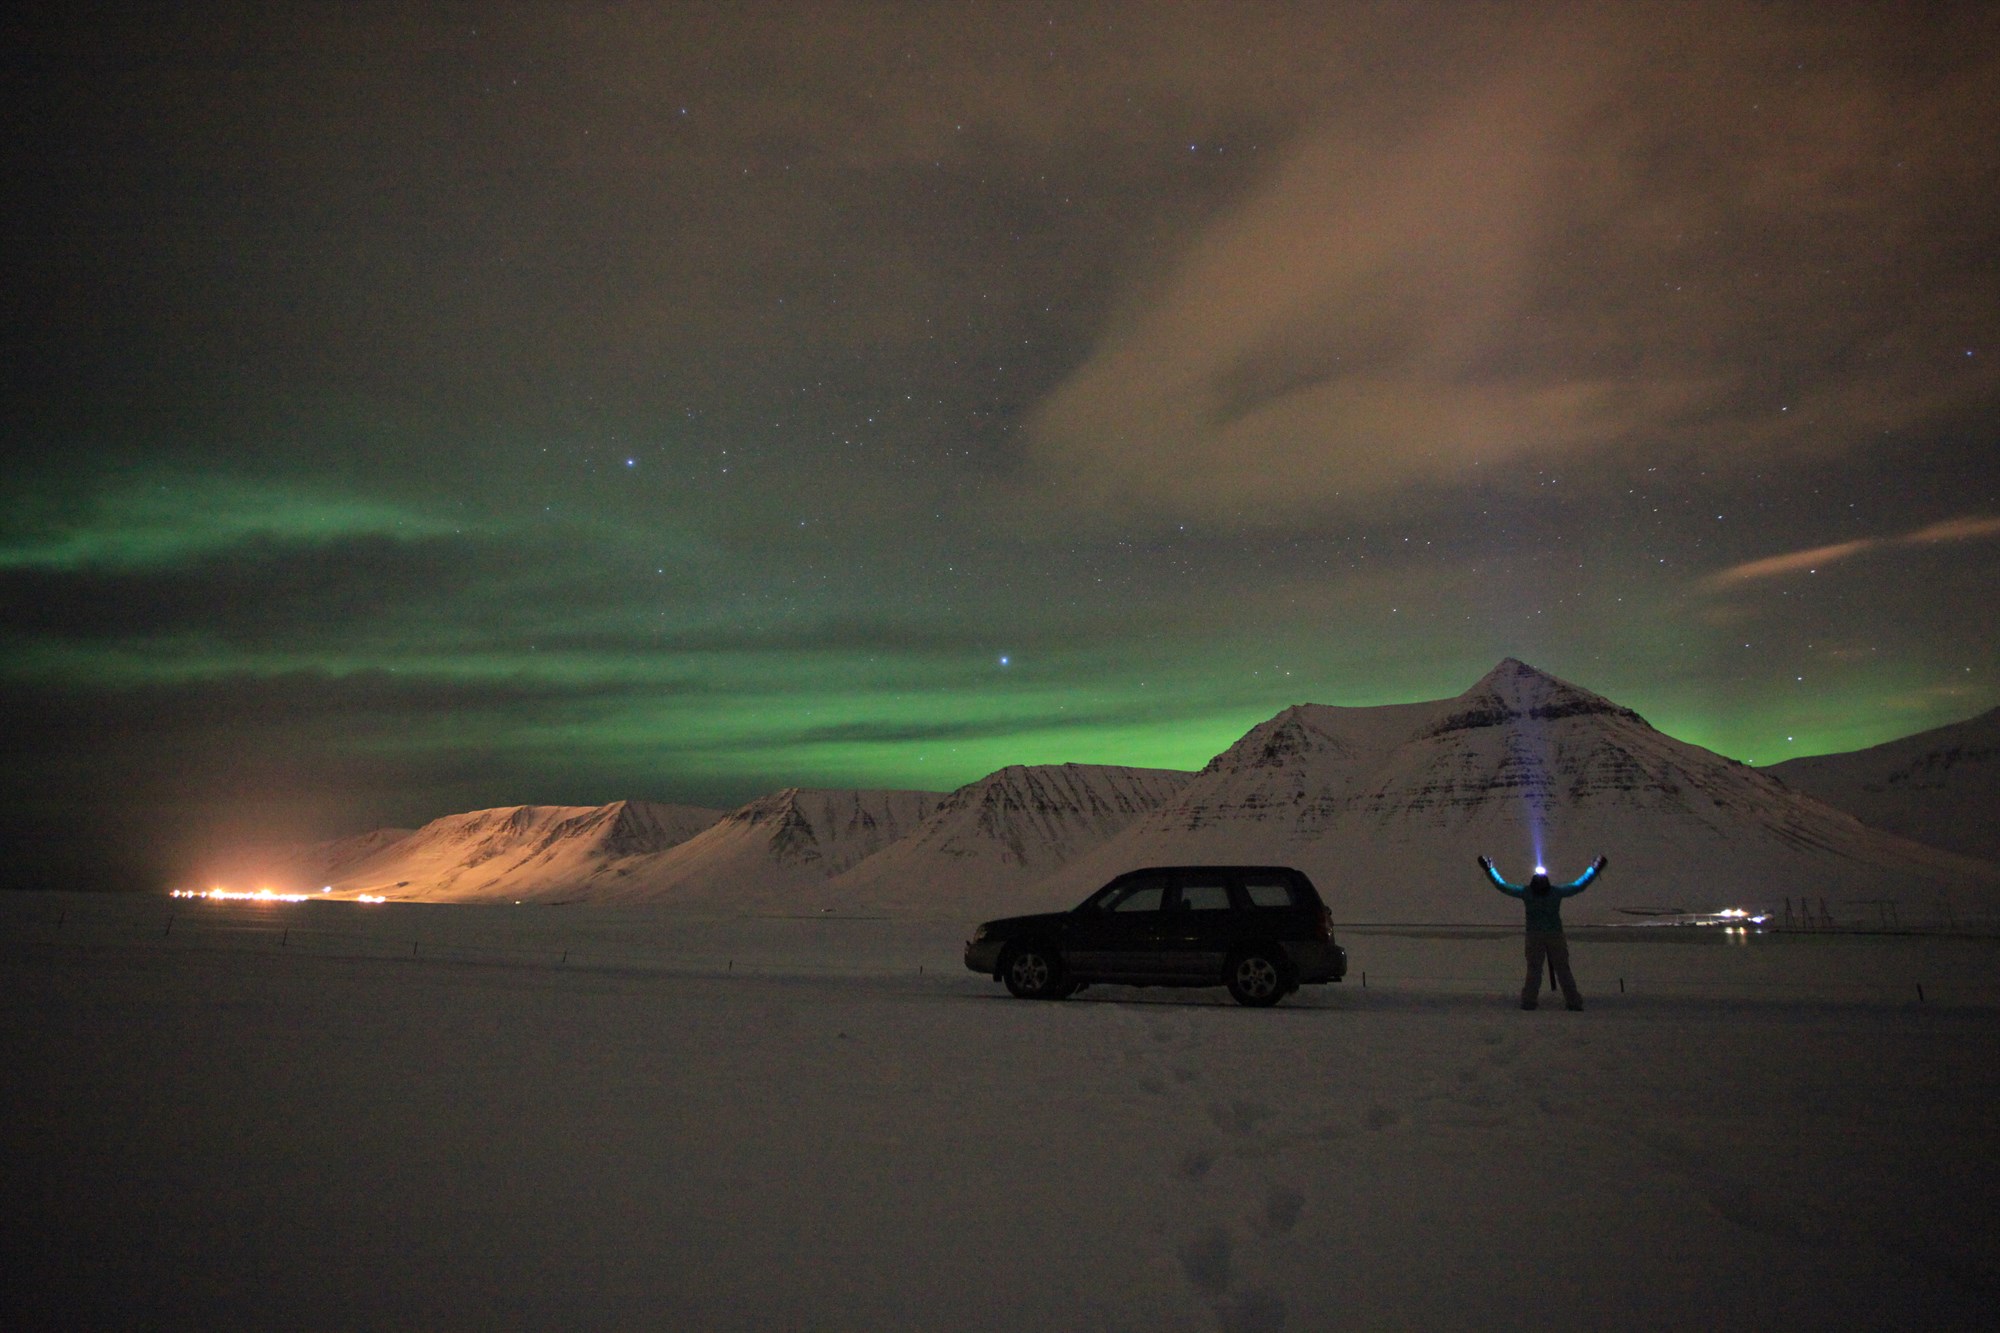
[963,865,1347,1007]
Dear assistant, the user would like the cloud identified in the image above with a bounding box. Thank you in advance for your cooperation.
[1024,3,2000,526]
[1705,540,1874,586]
[1706,515,2000,588]
[1905,516,2000,546]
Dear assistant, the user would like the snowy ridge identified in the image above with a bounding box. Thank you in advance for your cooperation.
[1771,707,2000,862]
[819,763,1193,915]
[1030,660,2000,925]
[245,790,945,908]
[594,787,948,909]
[327,800,727,901]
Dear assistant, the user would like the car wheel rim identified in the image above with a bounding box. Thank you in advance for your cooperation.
[1237,958,1278,998]
[1011,954,1049,991]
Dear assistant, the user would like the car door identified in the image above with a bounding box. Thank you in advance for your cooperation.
[1162,870,1238,979]
[1065,872,1170,979]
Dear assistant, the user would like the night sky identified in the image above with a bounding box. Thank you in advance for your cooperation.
[5,2,1998,890]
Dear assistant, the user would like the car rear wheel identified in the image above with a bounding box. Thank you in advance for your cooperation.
[1002,944,1067,1000]
[1226,949,1285,1007]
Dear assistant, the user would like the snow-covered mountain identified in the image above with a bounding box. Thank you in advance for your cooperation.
[817,763,1193,916]
[1770,707,2000,863]
[317,789,949,908]
[587,786,945,909]
[1026,660,1999,926]
[326,799,727,902]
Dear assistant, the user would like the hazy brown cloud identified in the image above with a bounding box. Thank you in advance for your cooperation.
[1707,514,2000,587]
[1026,3,2000,526]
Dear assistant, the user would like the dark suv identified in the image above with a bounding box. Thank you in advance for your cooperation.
[963,865,1347,1007]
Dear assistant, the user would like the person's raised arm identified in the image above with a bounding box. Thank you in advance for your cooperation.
[1478,855,1524,896]
[1560,855,1607,896]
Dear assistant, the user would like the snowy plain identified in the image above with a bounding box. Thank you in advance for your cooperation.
[5,892,1997,1330]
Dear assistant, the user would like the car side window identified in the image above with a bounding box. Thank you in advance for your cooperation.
[1176,879,1233,911]
[1241,876,1297,908]
[1106,880,1167,913]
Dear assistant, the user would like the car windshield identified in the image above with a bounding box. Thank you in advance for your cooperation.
[1079,876,1167,913]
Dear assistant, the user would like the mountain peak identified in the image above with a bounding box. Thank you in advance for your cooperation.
[1200,705,1352,775]
[1471,657,1575,696]
[1427,659,1645,736]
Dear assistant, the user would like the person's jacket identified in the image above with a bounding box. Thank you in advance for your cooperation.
[1480,856,1605,932]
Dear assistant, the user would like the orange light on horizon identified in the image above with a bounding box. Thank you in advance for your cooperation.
[169,887,391,904]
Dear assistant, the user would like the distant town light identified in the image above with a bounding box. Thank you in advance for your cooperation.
[172,886,387,905]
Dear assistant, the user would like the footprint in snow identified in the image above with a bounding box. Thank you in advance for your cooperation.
[1208,1098,1275,1137]
[1180,1225,1290,1332]
[1252,1186,1304,1237]
[1177,1224,1232,1297]
[1178,1143,1219,1181]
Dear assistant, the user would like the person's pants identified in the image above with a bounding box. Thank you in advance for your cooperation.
[1523,930,1581,1008]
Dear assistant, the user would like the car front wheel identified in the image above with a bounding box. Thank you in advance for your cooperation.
[1226,949,1285,1007]
[1002,944,1067,1000]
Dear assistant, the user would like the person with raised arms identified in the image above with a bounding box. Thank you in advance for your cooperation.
[1478,854,1607,1011]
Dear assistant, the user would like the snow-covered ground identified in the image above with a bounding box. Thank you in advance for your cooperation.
[5,893,1997,1329]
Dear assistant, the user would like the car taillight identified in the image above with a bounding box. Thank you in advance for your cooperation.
[1317,906,1334,942]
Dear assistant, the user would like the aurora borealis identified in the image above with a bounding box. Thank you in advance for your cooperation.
[5,2,1998,889]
